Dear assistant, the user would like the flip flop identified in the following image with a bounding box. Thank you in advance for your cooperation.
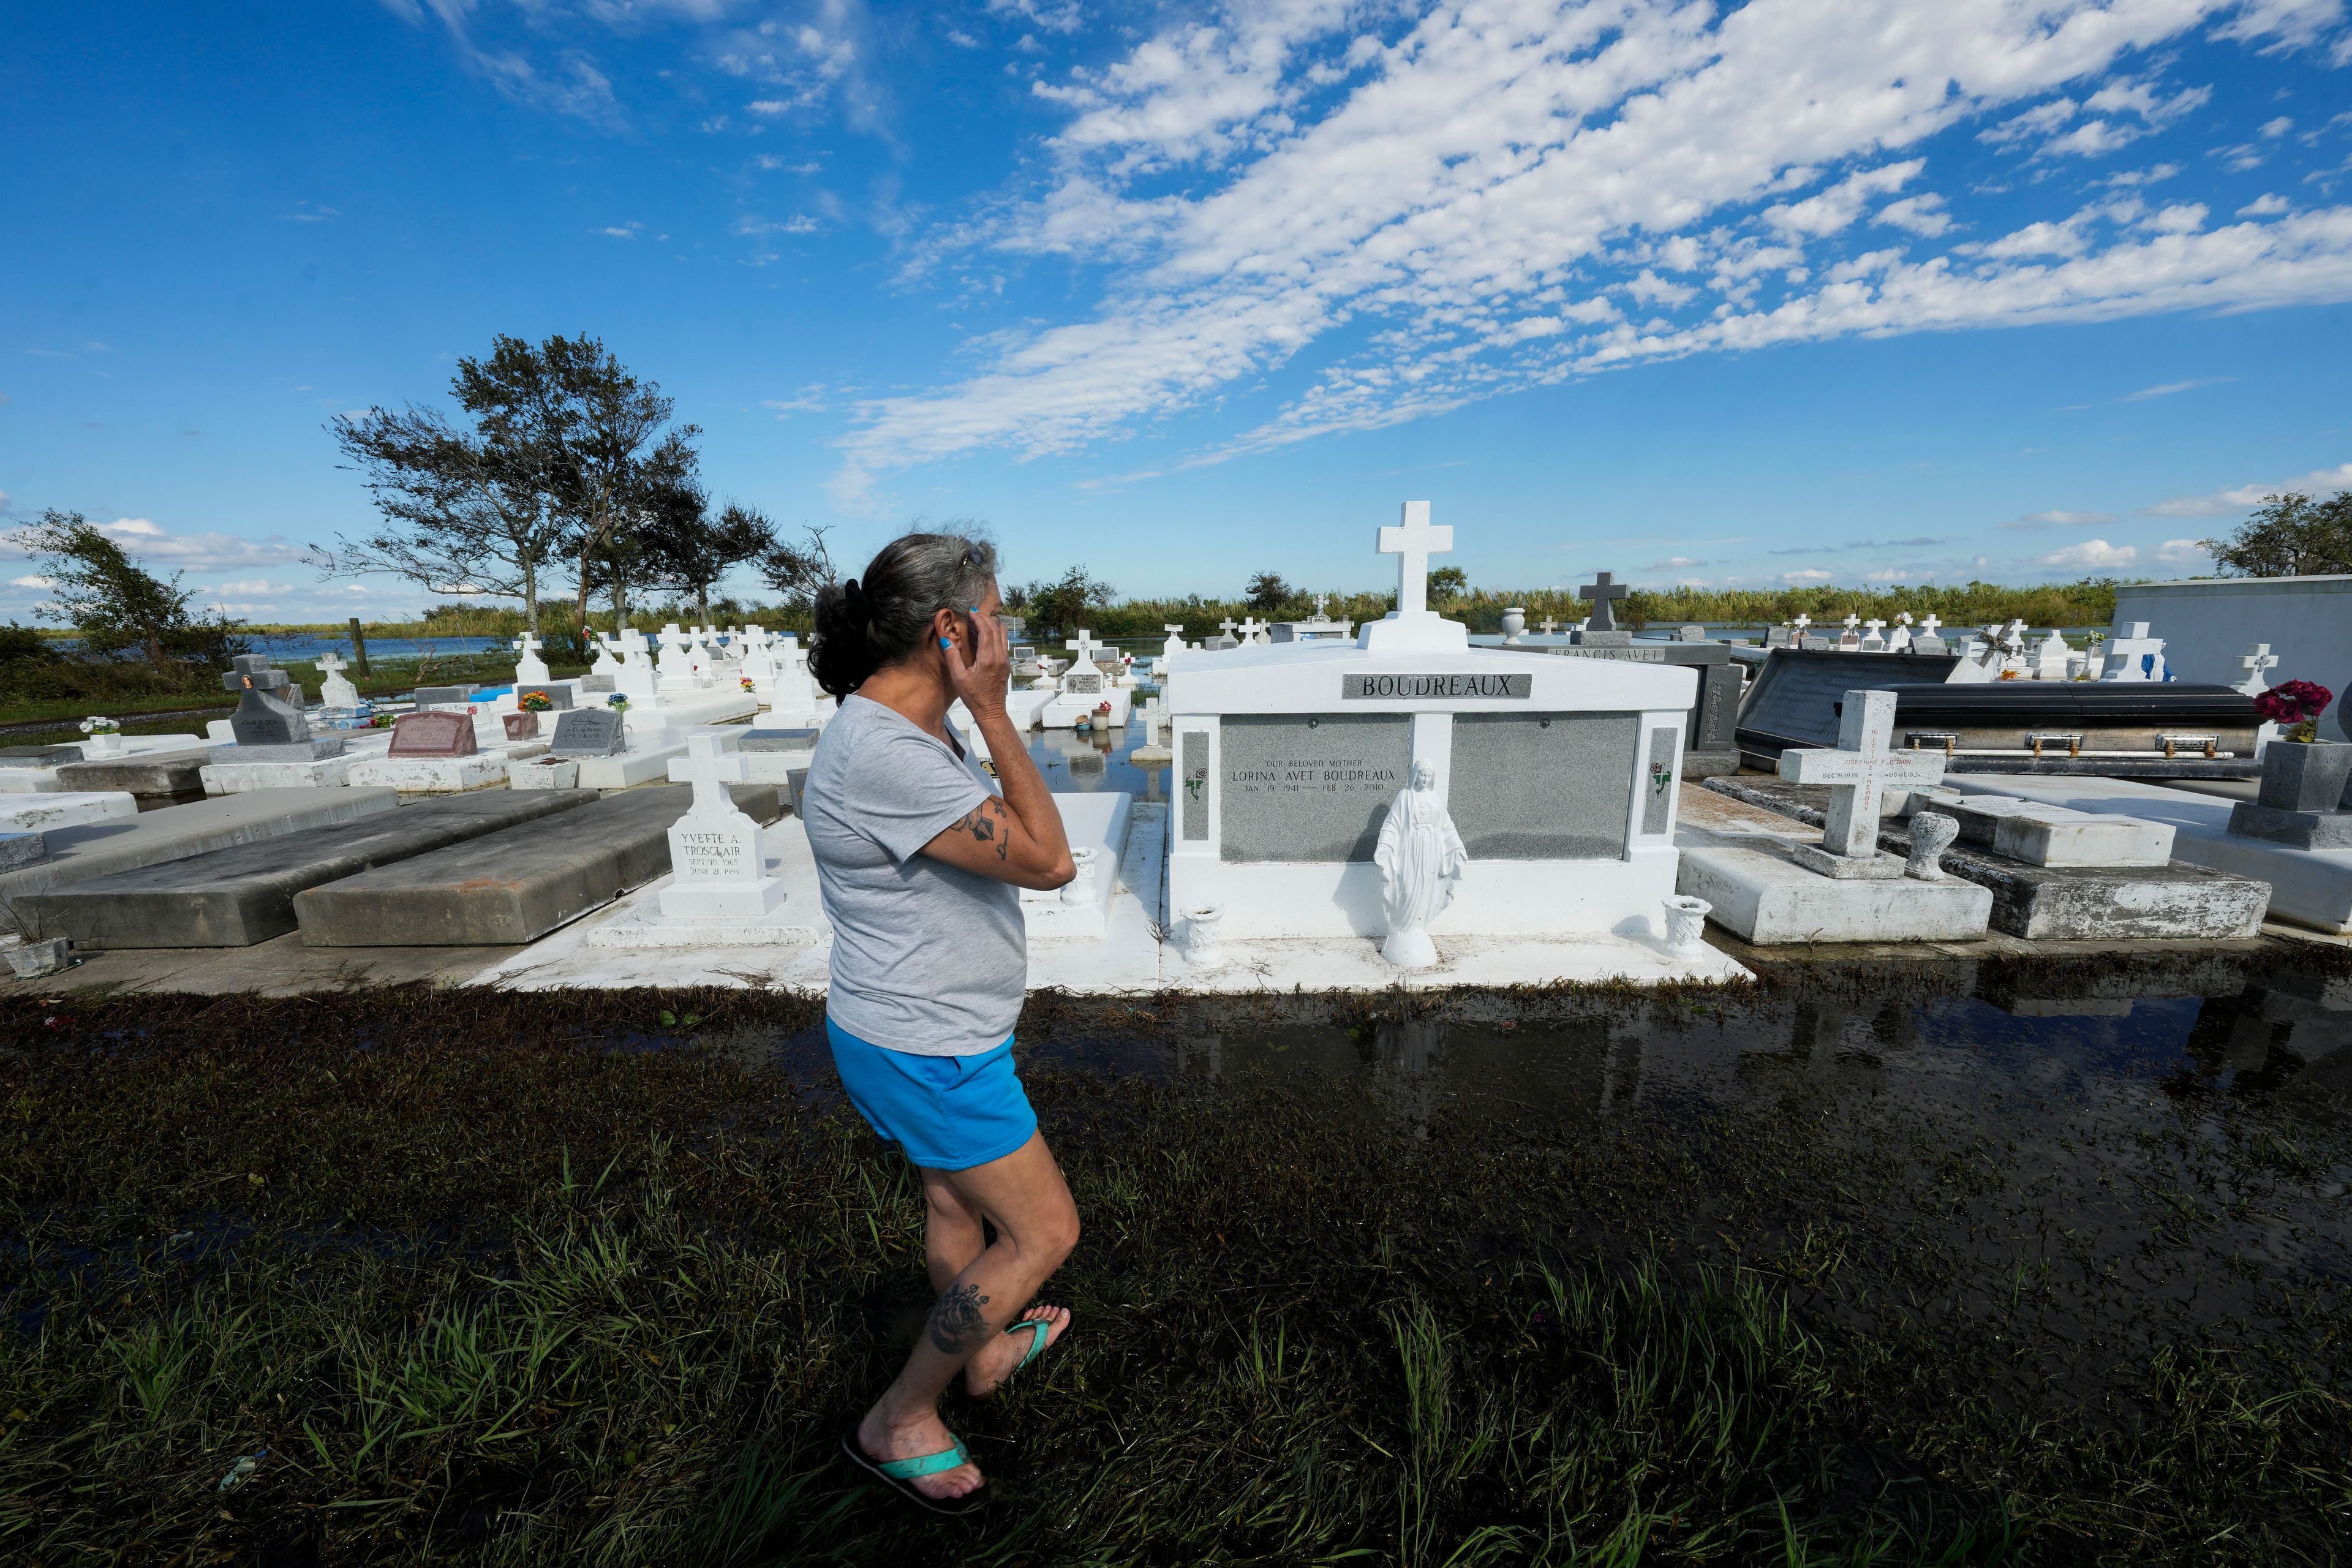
[840,1428,990,1517]
[1006,1316,1057,1376]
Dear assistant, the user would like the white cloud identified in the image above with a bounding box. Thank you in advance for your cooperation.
[987,0,1084,33]
[2040,538,2138,568]
[1875,194,1953,236]
[1646,556,1706,568]
[2156,538,2210,562]
[214,578,297,595]
[2144,461,2352,515]
[2019,509,2118,525]
[2260,115,2296,138]
[0,516,307,574]
[1781,568,1834,583]
[2239,192,2291,216]
[9,575,54,589]
[836,0,2352,503]
[2123,375,2232,399]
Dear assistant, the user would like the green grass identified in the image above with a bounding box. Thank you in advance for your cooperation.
[1,980,2346,1564]
[0,653,591,738]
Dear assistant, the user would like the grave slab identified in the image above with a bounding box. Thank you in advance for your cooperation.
[201,755,357,794]
[347,742,549,794]
[1677,843,1993,943]
[1943,774,2352,935]
[13,789,594,948]
[0,834,45,872]
[294,782,781,947]
[0,792,138,832]
[1702,777,2271,941]
[0,787,401,937]
[52,747,221,802]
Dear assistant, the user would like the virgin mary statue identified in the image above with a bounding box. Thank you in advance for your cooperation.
[1374,760,1468,969]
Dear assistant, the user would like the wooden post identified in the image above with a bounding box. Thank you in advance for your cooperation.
[347,617,371,677]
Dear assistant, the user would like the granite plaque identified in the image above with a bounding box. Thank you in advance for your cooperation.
[1641,726,1679,834]
[1218,712,1411,864]
[1341,672,1530,701]
[550,708,627,757]
[739,726,821,753]
[502,712,540,741]
[1180,730,1210,842]
[1065,671,1105,695]
[412,685,477,708]
[1447,712,1635,859]
[386,710,477,758]
[517,685,575,710]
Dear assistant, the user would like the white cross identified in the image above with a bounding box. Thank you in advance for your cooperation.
[1539,616,1559,635]
[1065,628,1103,666]
[1313,594,1329,616]
[1778,689,1948,860]
[1237,616,1267,641]
[1918,614,1940,639]
[1377,500,1454,617]
[1578,571,1631,630]
[672,732,750,818]
[2100,621,2166,682]
[2236,643,2280,695]
[1864,619,1886,638]
[1792,613,1812,634]
[513,632,542,657]
[1218,617,1238,638]
[1841,613,1861,633]
[316,649,349,676]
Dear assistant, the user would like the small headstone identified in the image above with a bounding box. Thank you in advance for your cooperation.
[1575,572,1631,641]
[1675,624,1707,642]
[517,685,575,710]
[412,684,477,708]
[222,653,313,745]
[315,649,361,709]
[1764,625,1793,649]
[549,708,627,757]
[502,712,540,741]
[1778,688,1947,879]
[386,711,478,758]
[581,674,616,693]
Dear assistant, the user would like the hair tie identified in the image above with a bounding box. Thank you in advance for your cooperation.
[842,577,867,623]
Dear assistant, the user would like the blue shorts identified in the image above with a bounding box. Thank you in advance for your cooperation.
[826,1017,1038,1172]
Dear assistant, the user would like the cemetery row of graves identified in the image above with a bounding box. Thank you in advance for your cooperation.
[0,505,2341,985]
[1,506,2345,1560]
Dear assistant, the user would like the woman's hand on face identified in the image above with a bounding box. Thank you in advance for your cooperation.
[942,605,1011,719]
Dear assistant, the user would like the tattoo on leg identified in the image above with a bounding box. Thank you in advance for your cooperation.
[929,1282,992,1354]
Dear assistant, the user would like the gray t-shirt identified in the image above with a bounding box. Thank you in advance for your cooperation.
[804,694,1026,1055]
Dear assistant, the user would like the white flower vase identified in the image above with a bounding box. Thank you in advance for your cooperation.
[1061,845,1098,905]
[1499,607,1526,644]
[81,733,124,758]
[1182,904,1228,970]
[1662,894,1712,956]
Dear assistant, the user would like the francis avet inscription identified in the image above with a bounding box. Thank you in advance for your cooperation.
[1343,673,1531,699]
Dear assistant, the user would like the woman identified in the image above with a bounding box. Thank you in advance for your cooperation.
[802,532,1080,1515]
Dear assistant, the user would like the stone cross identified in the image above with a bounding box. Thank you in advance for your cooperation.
[674,729,748,816]
[1918,614,1940,639]
[2235,643,2280,696]
[1313,594,1329,616]
[1861,618,1887,650]
[1779,690,1948,869]
[2099,622,2166,682]
[1539,616,1559,636]
[1792,613,1812,635]
[1378,500,1455,617]
[1841,613,1861,634]
[1065,629,1103,668]
[1218,617,1238,638]
[1237,616,1268,643]
[513,631,549,684]
[1577,571,1630,631]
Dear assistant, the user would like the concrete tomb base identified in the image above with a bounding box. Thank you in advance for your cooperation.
[292,783,782,948]
[1943,774,2352,935]
[2226,801,2352,850]
[203,756,356,793]
[0,793,138,833]
[0,736,206,793]
[0,834,45,872]
[349,741,549,794]
[1678,843,1992,943]
[15,790,589,947]
[0,787,401,938]
[1018,793,1133,940]
[1705,777,2271,941]
[52,747,220,802]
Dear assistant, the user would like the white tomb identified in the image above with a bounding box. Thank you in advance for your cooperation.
[2100,622,2167,682]
[585,735,817,947]
[1163,502,1700,960]
[512,632,550,687]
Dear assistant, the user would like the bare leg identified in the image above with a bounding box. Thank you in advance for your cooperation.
[856,1133,1080,1501]
[919,1167,1072,1395]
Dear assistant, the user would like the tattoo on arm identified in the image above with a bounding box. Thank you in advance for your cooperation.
[928,1281,992,1354]
[964,798,1009,860]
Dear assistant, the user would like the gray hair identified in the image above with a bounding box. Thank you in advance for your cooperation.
[810,532,998,697]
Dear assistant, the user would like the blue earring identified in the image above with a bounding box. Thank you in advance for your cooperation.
[939,637,954,649]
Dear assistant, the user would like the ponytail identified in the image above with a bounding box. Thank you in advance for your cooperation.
[809,532,998,699]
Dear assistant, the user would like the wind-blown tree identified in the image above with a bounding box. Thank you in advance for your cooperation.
[316,334,699,635]
[7,509,243,672]
[758,522,840,616]
[1020,565,1116,639]
[1246,571,1291,612]
[641,483,777,624]
[2201,491,2352,578]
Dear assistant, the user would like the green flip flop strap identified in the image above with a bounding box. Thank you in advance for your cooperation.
[876,1438,968,1481]
[1009,1317,1054,1371]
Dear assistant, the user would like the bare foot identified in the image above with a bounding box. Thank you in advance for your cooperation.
[963,1303,1072,1397]
[856,1404,984,1502]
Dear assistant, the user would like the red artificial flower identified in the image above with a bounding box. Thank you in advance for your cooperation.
[2254,679,2332,726]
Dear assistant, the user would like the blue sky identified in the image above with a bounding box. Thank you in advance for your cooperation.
[5,0,2351,623]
